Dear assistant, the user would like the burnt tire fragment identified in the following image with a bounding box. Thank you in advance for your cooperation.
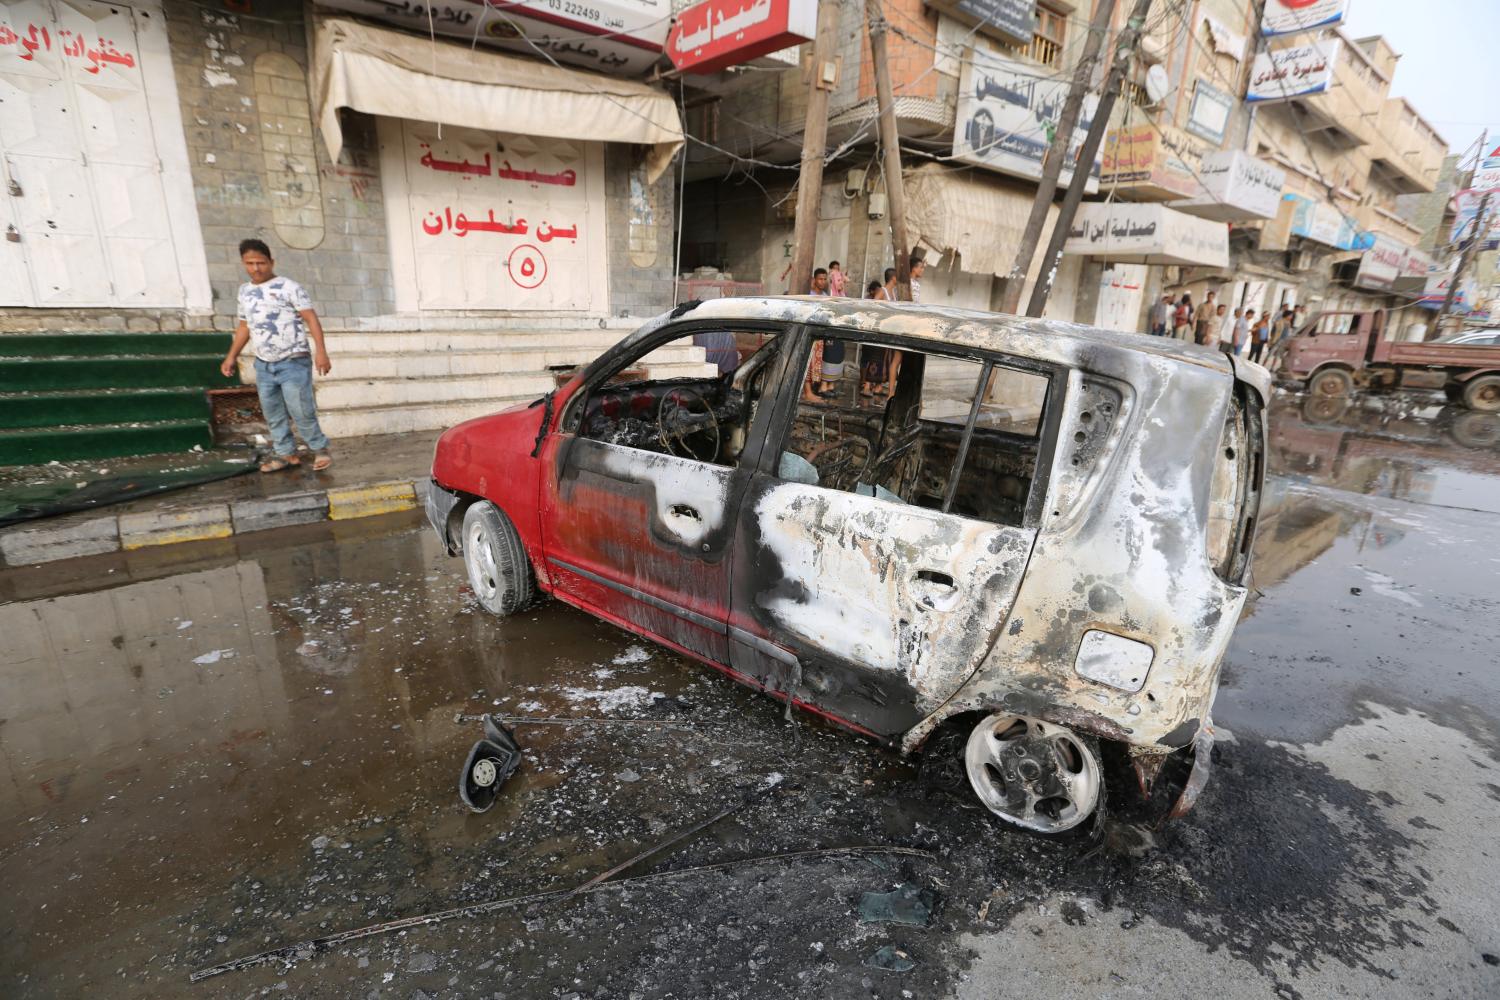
[459,716,522,814]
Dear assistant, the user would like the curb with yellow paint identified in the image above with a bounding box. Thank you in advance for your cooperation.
[326,480,418,521]
[0,477,431,568]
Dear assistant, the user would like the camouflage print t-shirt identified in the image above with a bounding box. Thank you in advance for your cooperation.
[236,276,314,362]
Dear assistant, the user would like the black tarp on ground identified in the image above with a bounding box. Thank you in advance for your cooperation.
[0,453,257,529]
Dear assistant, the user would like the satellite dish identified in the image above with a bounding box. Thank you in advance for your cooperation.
[1145,65,1171,105]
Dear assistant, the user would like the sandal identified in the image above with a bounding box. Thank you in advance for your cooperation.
[260,455,300,473]
[312,449,333,472]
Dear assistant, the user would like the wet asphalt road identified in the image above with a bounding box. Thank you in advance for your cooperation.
[2,391,1499,999]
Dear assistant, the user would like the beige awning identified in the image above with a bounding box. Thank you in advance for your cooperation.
[312,17,683,182]
[904,163,1057,277]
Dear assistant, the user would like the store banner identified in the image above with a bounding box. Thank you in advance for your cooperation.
[1354,235,1411,292]
[666,0,816,74]
[1174,150,1285,221]
[1282,192,1372,251]
[1261,0,1347,37]
[1185,80,1234,144]
[1450,188,1500,250]
[1099,124,1207,199]
[1246,38,1340,102]
[1063,202,1229,267]
[952,48,1099,190]
[1094,263,1148,333]
[927,0,1036,46]
[314,0,671,75]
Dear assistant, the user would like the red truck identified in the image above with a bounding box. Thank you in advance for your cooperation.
[1280,311,1500,412]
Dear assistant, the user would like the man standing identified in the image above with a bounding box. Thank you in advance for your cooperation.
[909,257,926,302]
[1194,290,1218,345]
[1148,293,1171,336]
[1215,303,1234,356]
[1232,308,1250,356]
[810,268,831,295]
[1249,311,1271,363]
[221,238,333,472]
[1173,294,1194,341]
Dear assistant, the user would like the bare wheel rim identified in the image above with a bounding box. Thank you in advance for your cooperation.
[465,519,501,605]
[964,714,1101,833]
[1312,370,1350,396]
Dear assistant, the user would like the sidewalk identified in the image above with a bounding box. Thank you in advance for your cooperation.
[0,432,439,568]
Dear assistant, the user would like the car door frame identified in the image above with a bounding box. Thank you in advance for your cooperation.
[536,317,804,668]
[726,323,1068,740]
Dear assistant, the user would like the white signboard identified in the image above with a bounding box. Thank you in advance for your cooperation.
[1094,263,1148,333]
[1064,203,1229,268]
[1261,0,1347,37]
[1185,80,1234,144]
[315,0,671,75]
[1174,150,1286,221]
[1354,235,1409,292]
[381,120,606,311]
[952,48,1099,191]
[1246,39,1340,103]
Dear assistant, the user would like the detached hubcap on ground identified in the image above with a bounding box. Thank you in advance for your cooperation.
[964,714,1101,833]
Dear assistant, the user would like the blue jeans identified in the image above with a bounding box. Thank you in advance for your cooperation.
[254,355,329,456]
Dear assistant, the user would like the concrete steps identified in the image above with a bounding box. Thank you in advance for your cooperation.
[262,326,720,439]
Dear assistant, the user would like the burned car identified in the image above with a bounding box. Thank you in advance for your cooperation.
[427,298,1267,833]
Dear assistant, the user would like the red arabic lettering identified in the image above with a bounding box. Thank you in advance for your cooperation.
[535,223,578,243]
[419,206,535,238]
[1,22,136,70]
[417,144,493,177]
[496,160,577,187]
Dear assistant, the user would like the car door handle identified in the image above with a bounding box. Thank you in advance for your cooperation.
[669,503,701,521]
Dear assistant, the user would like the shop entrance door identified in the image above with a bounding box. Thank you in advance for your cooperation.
[378,118,607,313]
[0,0,185,307]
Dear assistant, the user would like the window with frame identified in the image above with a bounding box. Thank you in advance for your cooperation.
[776,335,1049,528]
[570,329,783,467]
[1026,5,1066,68]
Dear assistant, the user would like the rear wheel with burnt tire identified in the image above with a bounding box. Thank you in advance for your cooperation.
[1309,367,1353,398]
[462,501,535,617]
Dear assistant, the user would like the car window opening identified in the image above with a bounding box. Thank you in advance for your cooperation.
[778,335,1048,528]
[575,330,782,467]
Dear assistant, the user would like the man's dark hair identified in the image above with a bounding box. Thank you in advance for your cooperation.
[866,280,882,296]
[239,238,272,259]
[813,267,828,278]
[884,267,897,282]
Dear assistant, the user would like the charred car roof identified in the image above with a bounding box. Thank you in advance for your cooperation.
[607,296,1271,397]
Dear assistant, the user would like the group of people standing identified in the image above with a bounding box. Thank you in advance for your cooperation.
[802,257,927,401]
[1148,290,1306,366]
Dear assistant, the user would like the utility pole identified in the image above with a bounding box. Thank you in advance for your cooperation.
[992,0,1117,314]
[1439,129,1489,331]
[787,0,841,295]
[1026,0,1155,318]
[867,0,913,300]
[1440,191,1490,329]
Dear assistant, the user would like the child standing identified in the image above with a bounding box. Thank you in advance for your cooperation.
[220,238,334,472]
[828,261,847,297]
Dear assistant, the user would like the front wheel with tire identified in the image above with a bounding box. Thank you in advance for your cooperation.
[1462,374,1500,413]
[462,501,534,617]
[964,713,1103,834]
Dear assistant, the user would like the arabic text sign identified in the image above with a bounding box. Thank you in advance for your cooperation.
[1174,150,1285,221]
[1185,80,1233,144]
[1451,188,1500,250]
[927,0,1036,46]
[667,0,815,74]
[951,48,1099,190]
[1100,124,1206,199]
[1283,192,1371,250]
[1354,235,1413,292]
[1261,0,1347,37]
[1246,38,1339,103]
[1062,203,1229,268]
[0,19,137,71]
[314,0,670,75]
